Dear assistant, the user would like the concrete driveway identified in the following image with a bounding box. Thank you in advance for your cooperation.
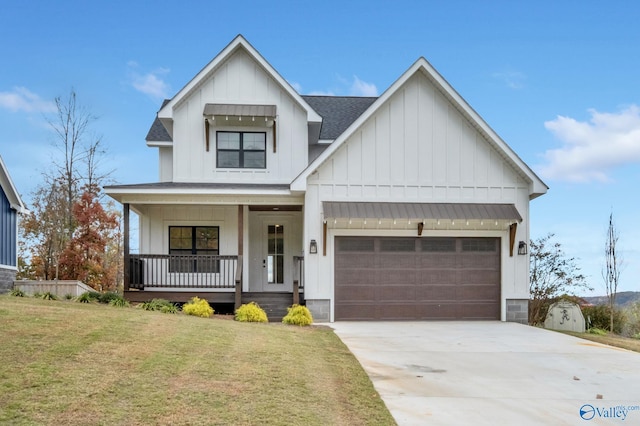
[331,322,640,425]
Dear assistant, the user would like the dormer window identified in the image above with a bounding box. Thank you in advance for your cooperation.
[216,131,266,169]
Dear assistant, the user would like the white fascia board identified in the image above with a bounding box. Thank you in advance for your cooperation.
[146,141,173,148]
[292,57,548,197]
[318,139,334,144]
[157,35,322,124]
[104,187,298,205]
[0,155,26,213]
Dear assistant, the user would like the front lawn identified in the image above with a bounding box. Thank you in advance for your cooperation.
[0,296,395,425]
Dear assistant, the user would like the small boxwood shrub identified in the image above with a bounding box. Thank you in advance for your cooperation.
[182,297,214,318]
[235,302,268,323]
[75,291,101,303]
[9,288,25,297]
[282,304,313,326]
[139,298,179,314]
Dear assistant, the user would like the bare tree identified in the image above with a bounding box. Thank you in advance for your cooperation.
[19,89,119,285]
[603,212,623,333]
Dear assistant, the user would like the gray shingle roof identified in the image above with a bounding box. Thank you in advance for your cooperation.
[144,96,377,144]
[302,96,377,140]
[145,99,172,142]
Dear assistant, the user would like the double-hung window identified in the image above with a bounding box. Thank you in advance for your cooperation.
[169,226,219,273]
[217,131,266,168]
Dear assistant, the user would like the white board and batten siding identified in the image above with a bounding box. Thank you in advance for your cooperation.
[139,205,239,256]
[168,49,309,185]
[303,72,532,319]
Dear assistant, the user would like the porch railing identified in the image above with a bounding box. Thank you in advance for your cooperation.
[129,254,239,289]
[293,256,304,305]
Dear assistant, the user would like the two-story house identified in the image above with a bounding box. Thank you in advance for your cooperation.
[0,155,26,292]
[105,35,547,322]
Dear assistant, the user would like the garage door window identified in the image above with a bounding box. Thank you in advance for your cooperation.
[338,238,375,252]
[462,239,497,252]
[380,239,415,252]
[421,238,456,252]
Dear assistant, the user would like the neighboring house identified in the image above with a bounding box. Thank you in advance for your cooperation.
[105,35,547,322]
[0,155,26,292]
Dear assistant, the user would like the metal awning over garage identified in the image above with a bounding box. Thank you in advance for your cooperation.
[323,202,522,222]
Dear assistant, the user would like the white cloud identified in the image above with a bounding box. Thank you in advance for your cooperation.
[0,87,56,113]
[289,81,302,93]
[349,76,378,96]
[301,75,378,97]
[492,70,526,89]
[128,62,170,100]
[538,105,640,182]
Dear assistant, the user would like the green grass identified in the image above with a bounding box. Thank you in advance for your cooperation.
[0,296,395,425]
[563,330,640,353]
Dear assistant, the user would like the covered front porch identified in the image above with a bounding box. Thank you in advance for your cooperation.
[107,183,306,313]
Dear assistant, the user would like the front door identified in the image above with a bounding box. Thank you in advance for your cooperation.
[249,213,300,292]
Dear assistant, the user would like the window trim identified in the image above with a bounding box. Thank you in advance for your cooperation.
[216,131,267,169]
[168,226,220,273]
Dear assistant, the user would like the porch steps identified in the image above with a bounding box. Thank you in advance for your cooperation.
[242,292,293,322]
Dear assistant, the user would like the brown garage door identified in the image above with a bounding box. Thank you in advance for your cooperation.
[334,237,501,320]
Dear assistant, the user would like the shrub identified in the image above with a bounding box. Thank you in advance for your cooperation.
[98,291,121,304]
[182,297,214,318]
[235,302,268,323]
[64,294,74,300]
[587,327,608,336]
[582,304,624,334]
[282,304,313,326]
[40,292,57,301]
[9,288,25,297]
[108,296,130,308]
[75,291,100,303]
[139,298,179,314]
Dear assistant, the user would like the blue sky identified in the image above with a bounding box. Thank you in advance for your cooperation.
[1,1,638,296]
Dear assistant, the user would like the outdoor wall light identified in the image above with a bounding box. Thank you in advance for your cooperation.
[309,239,318,254]
[518,241,528,255]
[417,222,424,236]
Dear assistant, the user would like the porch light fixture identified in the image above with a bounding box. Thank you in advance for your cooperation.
[518,241,527,255]
[309,239,318,254]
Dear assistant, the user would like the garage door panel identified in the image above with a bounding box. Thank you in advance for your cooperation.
[459,271,500,285]
[335,269,378,285]
[335,285,377,302]
[416,303,460,320]
[416,285,457,300]
[418,270,458,285]
[461,255,499,269]
[459,285,499,300]
[378,285,416,301]
[378,269,416,284]
[335,237,500,321]
[336,254,375,269]
[458,303,500,320]
[419,255,457,268]
[379,255,416,268]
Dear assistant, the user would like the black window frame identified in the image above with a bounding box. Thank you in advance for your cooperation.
[216,131,267,169]
[168,226,220,273]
